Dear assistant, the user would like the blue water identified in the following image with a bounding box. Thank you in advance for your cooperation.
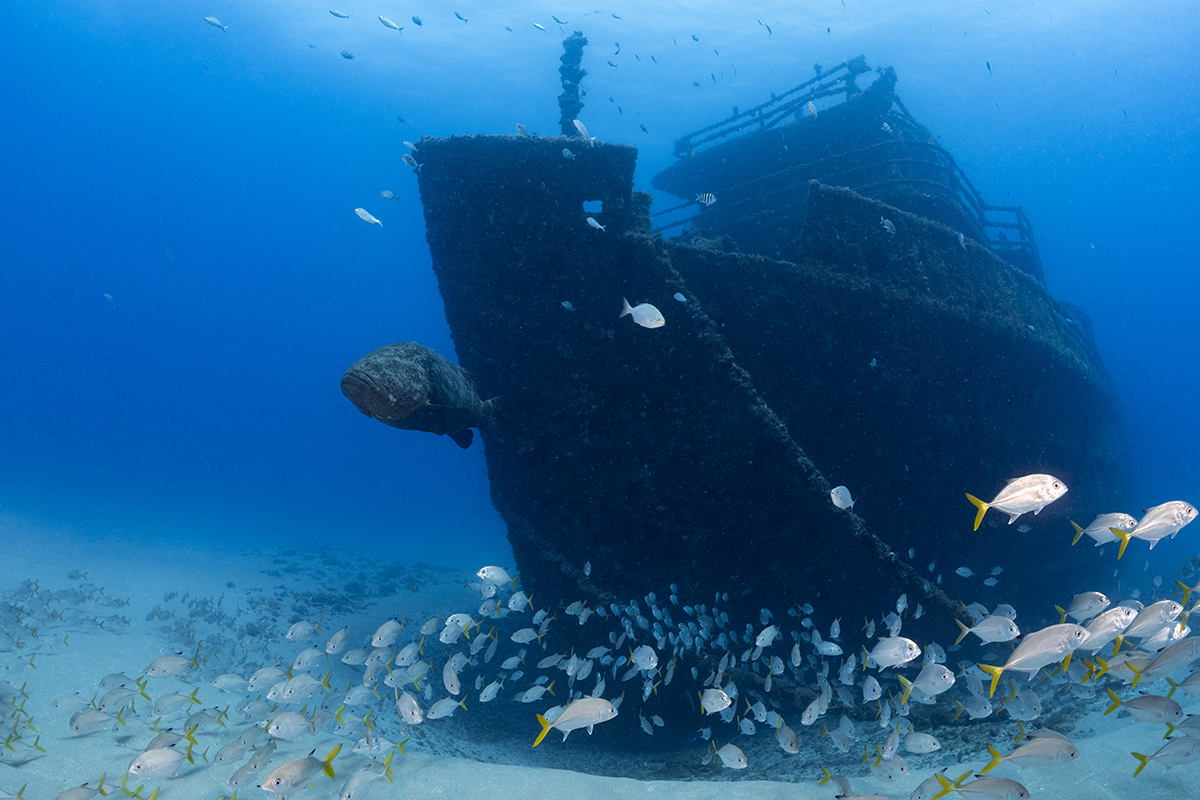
[2,1,1197,574]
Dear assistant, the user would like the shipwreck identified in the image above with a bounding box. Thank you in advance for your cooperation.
[408,49,1126,631]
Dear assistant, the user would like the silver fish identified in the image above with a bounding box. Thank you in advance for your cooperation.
[966,474,1068,531]
[533,697,617,745]
[204,16,227,31]
[354,208,381,226]
[620,298,665,329]
[979,623,1090,696]
[261,745,341,794]
[378,16,402,31]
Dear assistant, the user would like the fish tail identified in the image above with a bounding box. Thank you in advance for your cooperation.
[954,619,971,646]
[1131,751,1153,777]
[1070,520,1085,545]
[1054,605,1067,625]
[897,675,914,705]
[546,680,555,697]
[980,743,1004,775]
[965,494,988,531]
[1111,528,1133,559]
[533,713,553,747]
[1165,677,1179,699]
[818,765,833,785]
[953,700,964,721]
[977,664,1004,698]
[620,298,633,318]
[322,743,341,778]
[481,396,505,434]
[1128,662,1145,689]
[1094,655,1112,679]
[1105,688,1122,715]
[1177,579,1194,609]
[931,772,956,800]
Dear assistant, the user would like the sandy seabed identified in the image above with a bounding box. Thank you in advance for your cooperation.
[0,512,1195,800]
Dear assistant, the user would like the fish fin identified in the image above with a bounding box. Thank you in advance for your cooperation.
[448,428,474,449]
[322,743,341,779]
[546,680,555,697]
[1128,662,1145,689]
[97,773,107,797]
[1166,677,1179,699]
[1054,605,1067,625]
[533,713,553,747]
[396,737,408,755]
[483,396,505,436]
[1104,688,1122,715]
[1070,520,1085,545]
[980,743,1004,775]
[1110,528,1133,559]
[931,772,956,800]
[954,619,971,646]
[897,676,913,705]
[977,664,1004,698]
[818,765,832,785]
[953,699,963,721]
[1177,580,1194,609]
[965,494,988,531]
[1094,655,1112,679]
[1132,751,1153,777]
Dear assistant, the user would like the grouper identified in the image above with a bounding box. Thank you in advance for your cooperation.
[340,342,499,449]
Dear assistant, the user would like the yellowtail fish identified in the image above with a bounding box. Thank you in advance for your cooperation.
[1105,689,1183,725]
[533,697,618,746]
[965,473,1068,531]
[978,623,1090,697]
[1057,591,1109,623]
[955,615,1019,645]
[261,745,341,794]
[1110,501,1198,558]
[934,773,1030,799]
[1132,736,1200,777]
[1070,512,1136,546]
